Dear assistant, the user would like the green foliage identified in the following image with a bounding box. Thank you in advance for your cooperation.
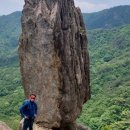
[0,64,24,129]
[0,12,24,130]
[0,11,21,66]
[78,24,130,130]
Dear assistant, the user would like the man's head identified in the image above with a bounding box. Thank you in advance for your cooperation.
[29,94,36,102]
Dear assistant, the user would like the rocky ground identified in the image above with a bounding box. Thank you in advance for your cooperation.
[0,121,12,130]
[33,124,52,130]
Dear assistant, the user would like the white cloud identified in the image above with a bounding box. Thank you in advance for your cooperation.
[74,0,108,13]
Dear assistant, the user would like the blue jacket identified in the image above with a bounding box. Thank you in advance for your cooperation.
[19,99,37,118]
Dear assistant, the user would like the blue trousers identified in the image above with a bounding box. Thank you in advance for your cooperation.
[22,118,34,130]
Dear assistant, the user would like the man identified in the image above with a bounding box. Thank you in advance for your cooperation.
[19,94,37,130]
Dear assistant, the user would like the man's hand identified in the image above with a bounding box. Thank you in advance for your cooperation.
[24,116,29,119]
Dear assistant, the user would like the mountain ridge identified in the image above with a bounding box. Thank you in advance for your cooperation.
[83,5,130,29]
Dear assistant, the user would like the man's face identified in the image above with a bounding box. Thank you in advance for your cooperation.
[30,95,36,102]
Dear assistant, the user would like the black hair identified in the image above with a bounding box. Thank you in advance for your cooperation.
[30,94,36,97]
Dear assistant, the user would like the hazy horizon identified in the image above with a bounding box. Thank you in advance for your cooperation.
[0,0,130,15]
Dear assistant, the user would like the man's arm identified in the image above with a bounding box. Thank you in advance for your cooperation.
[19,101,28,117]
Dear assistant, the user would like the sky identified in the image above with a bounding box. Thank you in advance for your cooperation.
[0,0,130,15]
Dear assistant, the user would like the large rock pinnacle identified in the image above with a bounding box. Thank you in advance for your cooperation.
[18,0,90,129]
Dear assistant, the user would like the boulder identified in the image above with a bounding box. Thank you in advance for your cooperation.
[19,0,90,129]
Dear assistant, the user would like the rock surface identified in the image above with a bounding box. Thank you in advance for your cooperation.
[0,121,12,130]
[34,123,88,130]
[19,0,90,129]
[34,124,52,130]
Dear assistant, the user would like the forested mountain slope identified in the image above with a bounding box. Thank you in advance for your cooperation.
[78,24,130,130]
[0,11,23,130]
[83,5,130,29]
[0,6,130,129]
[0,11,21,66]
